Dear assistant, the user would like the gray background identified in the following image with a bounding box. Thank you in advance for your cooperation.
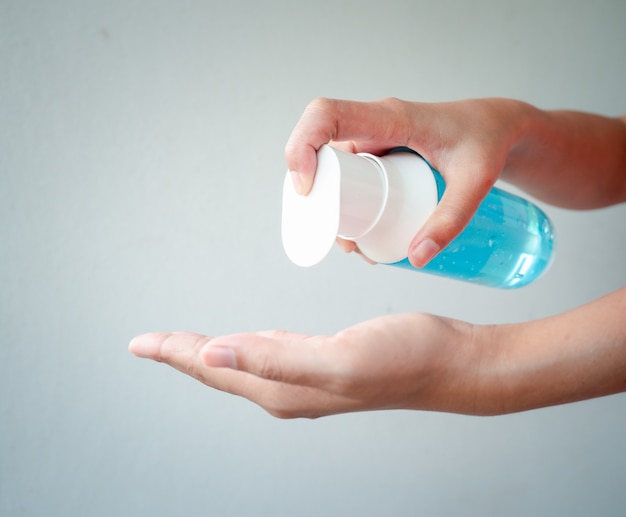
[1,1,625,516]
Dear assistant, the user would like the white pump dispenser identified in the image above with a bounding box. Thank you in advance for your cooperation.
[282,144,437,267]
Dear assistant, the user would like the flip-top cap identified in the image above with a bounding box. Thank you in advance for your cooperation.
[282,145,386,267]
[282,145,438,267]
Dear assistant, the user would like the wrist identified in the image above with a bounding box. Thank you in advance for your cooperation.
[417,317,495,416]
[433,320,521,417]
[501,98,540,154]
[500,99,548,184]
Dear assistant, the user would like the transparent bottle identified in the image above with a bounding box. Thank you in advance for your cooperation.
[282,145,555,288]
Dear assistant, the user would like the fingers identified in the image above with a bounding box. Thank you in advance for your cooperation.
[128,331,276,406]
[408,161,498,267]
[129,331,364,418]
[129,331,213,378]
[336,238,378,265]
[336,237,358,254]
[202,332,340,388]
[285,97,516,268]
[285,98,410,195]
[129,330,335,387]
[129,330,339,388]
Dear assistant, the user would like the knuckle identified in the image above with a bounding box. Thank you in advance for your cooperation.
[264,329,294,340]
[436,207,468,234]
[306,96,337,115]
[305,98,340,140]
[184,335,209,379]
[377,97,412,143]
[156,333,177,363]
[378,96,405,111]
[156,333,210,381]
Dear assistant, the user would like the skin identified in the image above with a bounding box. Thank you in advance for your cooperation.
[129,288,626,418]
[129,97,626,418]
[286,98,626,265]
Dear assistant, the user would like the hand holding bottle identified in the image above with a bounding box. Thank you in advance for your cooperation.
[285,98,524,266]
[285,98,626,267]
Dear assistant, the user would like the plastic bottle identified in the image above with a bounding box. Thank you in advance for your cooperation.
[281,145,555,288]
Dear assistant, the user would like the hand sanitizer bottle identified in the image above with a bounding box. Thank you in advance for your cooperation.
[282,145,555,288]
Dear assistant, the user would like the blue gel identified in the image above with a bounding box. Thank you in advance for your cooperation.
[389,171,555,288]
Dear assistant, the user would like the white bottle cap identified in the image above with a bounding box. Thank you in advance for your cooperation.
[282,145,438,267]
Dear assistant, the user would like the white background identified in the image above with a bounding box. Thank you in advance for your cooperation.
[1,1,625,515]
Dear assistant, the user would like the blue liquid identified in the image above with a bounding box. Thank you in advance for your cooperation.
[390,186,555,289]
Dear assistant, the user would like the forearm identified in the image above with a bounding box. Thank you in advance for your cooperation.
[504,103,626,208]
[472,287,626,415]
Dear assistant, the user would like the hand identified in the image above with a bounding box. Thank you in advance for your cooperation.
[285,97,528,267]
[128,313,480,419]
[129,288,626,417]
[285,98,626,266]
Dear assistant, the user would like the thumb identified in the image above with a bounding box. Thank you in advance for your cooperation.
[408,170,494,268]
[201,331,335,386]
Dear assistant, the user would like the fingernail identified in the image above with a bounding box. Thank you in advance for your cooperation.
[202,345,238,369]
[290,171,304,195]
[410,238,440,267]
